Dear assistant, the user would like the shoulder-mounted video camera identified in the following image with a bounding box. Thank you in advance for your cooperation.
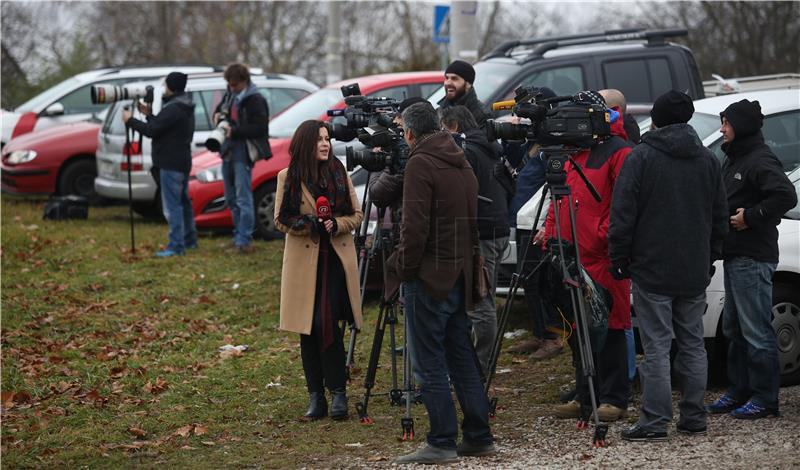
[487,86,612,148]
[324,83,409,174]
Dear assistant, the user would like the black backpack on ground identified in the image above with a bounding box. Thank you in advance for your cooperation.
[43,195,89,220]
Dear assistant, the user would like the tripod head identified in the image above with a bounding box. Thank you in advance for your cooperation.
[541,146,601,203]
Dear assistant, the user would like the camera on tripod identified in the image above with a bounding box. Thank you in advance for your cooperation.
[324,83,409,175]
[91,83,154,105]
[487,86,612,148]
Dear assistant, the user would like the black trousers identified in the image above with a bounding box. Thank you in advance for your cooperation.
[569,328,630,410]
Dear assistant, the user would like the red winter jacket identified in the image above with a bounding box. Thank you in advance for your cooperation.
[544,115,632,330]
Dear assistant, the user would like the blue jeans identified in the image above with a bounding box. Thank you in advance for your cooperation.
[633,283,707,432]
[159,169,197,253]
[405,278,492,450]
[222,158,254,247]
[723,257,779,410]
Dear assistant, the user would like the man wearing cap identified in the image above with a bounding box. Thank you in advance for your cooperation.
[213,63,271,253]
[706,99,796,419]
[438,60,492,128]
[609,90,728,441]
[123,72,197,257]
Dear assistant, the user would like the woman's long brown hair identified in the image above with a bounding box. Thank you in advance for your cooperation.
[287,120,328,185]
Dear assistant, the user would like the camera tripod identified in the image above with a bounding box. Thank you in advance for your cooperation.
[348,175,417,440]
[123,99,146,255]
[484,146,609,448]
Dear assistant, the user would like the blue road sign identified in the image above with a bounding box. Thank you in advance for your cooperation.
[433,5,450,44]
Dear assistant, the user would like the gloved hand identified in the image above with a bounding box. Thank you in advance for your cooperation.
[609,262,630,281]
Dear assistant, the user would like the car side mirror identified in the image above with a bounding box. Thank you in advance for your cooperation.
[43,102,65,116]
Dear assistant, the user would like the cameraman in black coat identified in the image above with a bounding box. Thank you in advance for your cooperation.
[123,72,197,257]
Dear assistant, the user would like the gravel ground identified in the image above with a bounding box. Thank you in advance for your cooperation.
[347,385,800,469]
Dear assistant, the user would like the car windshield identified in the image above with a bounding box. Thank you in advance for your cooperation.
[269,88,342,138]
[427,61,521,106]
[638,112,721,141]
[14,77,83,113]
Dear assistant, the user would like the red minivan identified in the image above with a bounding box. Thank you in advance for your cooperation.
[189,71,443,238]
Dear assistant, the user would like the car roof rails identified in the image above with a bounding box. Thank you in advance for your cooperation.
[96,64,224,75]
[482,28,688,62]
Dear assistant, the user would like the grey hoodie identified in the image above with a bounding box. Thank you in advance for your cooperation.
[608,123,729,296]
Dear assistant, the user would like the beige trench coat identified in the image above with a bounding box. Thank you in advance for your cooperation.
[274,168,364,335]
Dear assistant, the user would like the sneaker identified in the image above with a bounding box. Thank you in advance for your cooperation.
[456,440,496,457]
[507,337,543,354]
[394,444,458,464]
[554,400,580,419]
[676,423,707,435]
[621,425,667,442]
[530,338,563,361]
[706,393,740,414]
[596,403,628,422]
[730,400,780,420]
[155,249,183,257]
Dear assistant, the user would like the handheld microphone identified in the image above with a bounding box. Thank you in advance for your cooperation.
[492,100,516,111]
[316,196,331,221]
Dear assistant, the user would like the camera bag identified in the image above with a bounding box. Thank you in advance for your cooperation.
[43,195,89,221]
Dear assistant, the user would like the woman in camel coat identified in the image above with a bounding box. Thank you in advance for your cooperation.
[274,119,363,421]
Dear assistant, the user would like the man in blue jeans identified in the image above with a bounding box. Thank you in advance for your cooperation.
[123,72,197,257]
[707,99,796,419]
[609,90,729,440]
[214,63,271,253]
[391,103,493,464]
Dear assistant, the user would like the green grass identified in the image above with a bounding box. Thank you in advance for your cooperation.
[1,197,573,469]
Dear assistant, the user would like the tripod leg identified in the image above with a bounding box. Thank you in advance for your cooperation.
[388,305,402,406]
[355,301,389,424]
[345,323,358,382]
[401,317,415,441]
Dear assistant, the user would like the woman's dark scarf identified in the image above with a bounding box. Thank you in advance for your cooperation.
[277,157,354,232]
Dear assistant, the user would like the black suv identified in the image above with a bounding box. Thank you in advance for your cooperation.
[430,28,705,118]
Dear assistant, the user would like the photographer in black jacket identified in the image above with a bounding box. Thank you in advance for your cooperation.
[213,63,271,253]
[707,99,797,419]
[123,72,197,257]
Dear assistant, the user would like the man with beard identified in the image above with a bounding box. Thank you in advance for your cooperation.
[438,60,492,128]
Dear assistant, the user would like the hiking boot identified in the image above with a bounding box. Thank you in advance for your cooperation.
[730,400,780,420]
[596,403,628,422]
[507,336,543,354]
[706,393,740,414]
[621,425,667,442]
[554,400,580,419]
[394,444,458,464]
[530,338,563,361]
[330,388,349,420]
[676,423,707,435]
[303,392,327,420]
[456,440,496,457]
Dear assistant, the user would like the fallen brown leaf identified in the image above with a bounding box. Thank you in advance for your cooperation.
[173,424,194,438]
[127,427,147,438]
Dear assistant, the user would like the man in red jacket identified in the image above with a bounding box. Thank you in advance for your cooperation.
[535,90,632,422]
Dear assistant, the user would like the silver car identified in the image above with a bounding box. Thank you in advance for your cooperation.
[94,72,318,216]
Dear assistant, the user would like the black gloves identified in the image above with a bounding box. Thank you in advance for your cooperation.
[609,262,631,281]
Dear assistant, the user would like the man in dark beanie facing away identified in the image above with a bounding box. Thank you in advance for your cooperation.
[707,99,796,419]
[609,90,729,441]
[438,60,492,128]
[123,71,197,257]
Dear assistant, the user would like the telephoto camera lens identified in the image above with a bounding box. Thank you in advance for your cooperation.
[205,122,228,152]
[90,83,154,105]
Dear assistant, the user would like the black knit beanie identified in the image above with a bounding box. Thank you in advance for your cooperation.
[720,99,763,137]
[165,72,188,93]
[444,60,475,84]
[399,96,428,113]
[651,90,694,127]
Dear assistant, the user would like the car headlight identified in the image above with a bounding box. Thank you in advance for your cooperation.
[6,150,37,164]
[196,164,223,183]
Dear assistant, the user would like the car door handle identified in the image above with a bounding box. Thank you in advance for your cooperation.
[195,142,207,148]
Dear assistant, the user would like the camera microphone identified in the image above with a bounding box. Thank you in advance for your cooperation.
[492,100,516,111]
[316,196,332,221]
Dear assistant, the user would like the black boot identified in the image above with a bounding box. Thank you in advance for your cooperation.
[330,388,348,420]
[303,392,327,420]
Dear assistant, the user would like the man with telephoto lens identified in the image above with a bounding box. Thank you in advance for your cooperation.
[213,63,271,254]
[438,60,492,128]
[609,90,728,441]
[122,72,197,257]
[391,102,494,464]
[706,99,797,419]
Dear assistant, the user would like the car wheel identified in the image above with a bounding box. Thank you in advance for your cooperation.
[58,158,99,201]
[773,283,800,386]
[253,180,284,240]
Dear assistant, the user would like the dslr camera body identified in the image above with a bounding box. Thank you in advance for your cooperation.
[325,84,409,175]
